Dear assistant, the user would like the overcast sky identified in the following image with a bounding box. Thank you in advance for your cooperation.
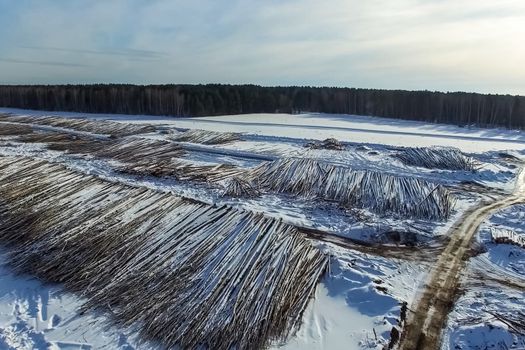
[0,0,524,95]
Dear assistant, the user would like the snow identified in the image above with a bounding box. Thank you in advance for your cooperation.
[0,251,136,350]
[442,203,525,350]
[442,287,525,350]
[2,108,525,153]
[0,108,524,349]
[275,245,426,350]
[474,204,525,280]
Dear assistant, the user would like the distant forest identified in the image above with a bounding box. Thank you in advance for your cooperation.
[0,84,523,129]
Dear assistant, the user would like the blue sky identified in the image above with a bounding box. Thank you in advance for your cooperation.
[0,0,524,95]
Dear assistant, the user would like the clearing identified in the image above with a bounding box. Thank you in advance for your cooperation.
[0,108,523,350]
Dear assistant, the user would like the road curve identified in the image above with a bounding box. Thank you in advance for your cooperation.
[399,167,525,350]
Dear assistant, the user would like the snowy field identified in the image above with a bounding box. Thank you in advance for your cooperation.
[3,108,525,153]
[0,108,523,350]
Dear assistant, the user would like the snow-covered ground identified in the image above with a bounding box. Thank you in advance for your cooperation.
[0,108,523,349]
[0,249,136,349]
[277,244,425,350]
[442,204,525,350]
[2,108,525,153]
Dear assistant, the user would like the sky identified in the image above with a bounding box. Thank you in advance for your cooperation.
[0,0,524,95]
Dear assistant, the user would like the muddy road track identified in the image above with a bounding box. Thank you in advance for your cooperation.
[399,167,525,350]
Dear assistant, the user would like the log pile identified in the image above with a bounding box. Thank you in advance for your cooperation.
[0,156,327,350]
[118,159,243,182]
[242,158,455,220]
[0,114,156,136]
[491,228,525,249]
[171,129,241,144]
[223,177,260,197]
[17,132,243,183]
[0,123,34,136]
[394,147,477,171]
[305,138,345,150]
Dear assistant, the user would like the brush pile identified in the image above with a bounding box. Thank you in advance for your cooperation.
[223,177,260,197]
[0,156,327,350]
[171,129,241,144]
[394,147,477,171]
[243,158,454,219]
[491,228,525,249]
[305,138,344,150]
[0,114,155,137]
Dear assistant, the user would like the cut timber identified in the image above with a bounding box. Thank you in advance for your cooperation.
[0,114,156,136]
[491,228,525,249]
[171,129,241,144]
[395,146,478,171]
[243,158,455,220]
[0,156,327,350]
[223,177,260,197]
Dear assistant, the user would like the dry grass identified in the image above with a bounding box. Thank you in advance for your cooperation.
[0,156,327,350]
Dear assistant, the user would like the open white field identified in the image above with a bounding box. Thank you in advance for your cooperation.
[0,108,523,350]
[3,108,525,153]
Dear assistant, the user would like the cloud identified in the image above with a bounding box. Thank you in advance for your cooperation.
[18,45,168,59]
[0,0,523,95]
[0,57,89,68]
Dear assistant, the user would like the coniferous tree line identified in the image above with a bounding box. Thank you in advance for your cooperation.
[0,84,523,129]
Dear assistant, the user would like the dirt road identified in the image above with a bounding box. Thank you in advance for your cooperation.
[399,167,525,350]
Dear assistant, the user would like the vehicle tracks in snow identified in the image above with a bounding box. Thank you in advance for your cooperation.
[399,167,525,350]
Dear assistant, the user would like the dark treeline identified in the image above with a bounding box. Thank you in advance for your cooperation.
[0,84,524,129]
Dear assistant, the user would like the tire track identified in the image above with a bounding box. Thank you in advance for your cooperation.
[399,167,525,350]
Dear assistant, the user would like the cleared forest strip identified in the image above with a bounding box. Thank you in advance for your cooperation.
[399,167,525,350]
[0,155,327,350]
